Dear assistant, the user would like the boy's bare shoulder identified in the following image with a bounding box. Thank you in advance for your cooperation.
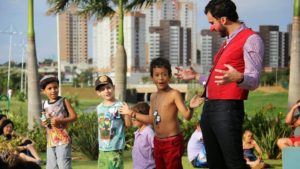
[150,92,157,99]
[168,88,181,96]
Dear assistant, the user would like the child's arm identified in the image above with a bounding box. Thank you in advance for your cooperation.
[294,119,300,127]
[174,90,192,120]
[175,91,204,120]
[119,102,153,124]
[285,102,300,127]
[253,140,263,159]
[122,113,132,128]
[51,99,77,127]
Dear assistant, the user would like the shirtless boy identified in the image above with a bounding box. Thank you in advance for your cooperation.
[120,57,203,169]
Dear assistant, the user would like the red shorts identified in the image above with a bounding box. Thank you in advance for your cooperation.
[153,134,184,169]
[289,137,300,144]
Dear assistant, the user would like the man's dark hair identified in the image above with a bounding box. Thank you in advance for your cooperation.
[150,57,172,77]
[204,0,239,22]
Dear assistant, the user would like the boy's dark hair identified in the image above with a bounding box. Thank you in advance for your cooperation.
[204,0,239,22]
[150,57,172,77]
[132,102,150,115]
[39,75,59,89]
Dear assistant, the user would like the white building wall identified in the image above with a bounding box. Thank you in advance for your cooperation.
[269,31,279,68]
[142,0,197,65]
[200,35,213,66]
[149,33,160,61]
[170,26,180,65]
[93,14,146,72]
[138,18,146,69]
[93,17,112,70]
[124,16,134,70]
[280,33,286,68]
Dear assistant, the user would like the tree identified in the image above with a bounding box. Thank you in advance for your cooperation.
[76,69,93,88]
[27,0,41,129]
[47,0,159,101]
[288,0,300,108]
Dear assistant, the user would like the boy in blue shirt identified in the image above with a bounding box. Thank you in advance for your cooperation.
[95,75,131,169]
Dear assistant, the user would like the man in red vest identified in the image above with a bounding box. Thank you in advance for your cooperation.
[175,0,264,169]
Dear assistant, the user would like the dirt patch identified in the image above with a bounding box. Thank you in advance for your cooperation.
[61,86,98,100]
[255,86,287,93]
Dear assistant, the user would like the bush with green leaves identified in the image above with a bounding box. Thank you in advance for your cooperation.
[27,124,47,152]
[69,111,99,160]
[243,104,291,159]
[4,111,47,152]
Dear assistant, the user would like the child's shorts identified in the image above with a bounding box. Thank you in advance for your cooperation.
[289,137,300,144]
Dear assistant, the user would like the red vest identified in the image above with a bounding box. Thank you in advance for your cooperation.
[206,28,255,100]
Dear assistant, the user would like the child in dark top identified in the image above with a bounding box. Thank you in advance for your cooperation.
[39,75,77,169]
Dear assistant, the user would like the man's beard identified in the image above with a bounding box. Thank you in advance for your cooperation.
[219,26,228,38]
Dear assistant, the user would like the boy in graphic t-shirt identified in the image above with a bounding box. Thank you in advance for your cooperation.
[40,75,77,169]
[95,75,131,169]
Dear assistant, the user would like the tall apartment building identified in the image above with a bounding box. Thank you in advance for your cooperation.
[149,20,186,66]
[259,25,289,68]
[287,23,292,66]
[142,0,197,66]
[58,5,88,64]
[93,12,146,72]
[199,29,224,73]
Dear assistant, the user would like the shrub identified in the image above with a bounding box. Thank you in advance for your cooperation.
[27,124,47,152]
[180,118,198,152]
[243,104,290,159]
[125,127,135,150]
[69,111,98,160]
[179,100,203,152]
[16,92,26,102]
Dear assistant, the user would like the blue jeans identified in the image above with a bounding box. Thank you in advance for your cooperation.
[46,144,72,169]
[200,100,250,169]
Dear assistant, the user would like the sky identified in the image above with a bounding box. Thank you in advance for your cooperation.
[0,0,294,64]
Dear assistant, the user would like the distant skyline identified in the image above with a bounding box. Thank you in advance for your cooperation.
[0,0,294,64]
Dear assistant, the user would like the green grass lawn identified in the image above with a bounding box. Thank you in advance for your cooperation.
[4,87,288,117]
[38,150,282,169]
[245,91,288,115]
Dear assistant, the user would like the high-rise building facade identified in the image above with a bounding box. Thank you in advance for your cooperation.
[259,25,289,68]
[93,12,146,72]
[58,5,88,64]
[149,20,186,66]
[142,0,197,66]
[199,29,224,73]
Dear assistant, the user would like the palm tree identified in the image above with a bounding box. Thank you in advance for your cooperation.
[27,0,42,129]
[288,0,300,108]
[47,0,158,101]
